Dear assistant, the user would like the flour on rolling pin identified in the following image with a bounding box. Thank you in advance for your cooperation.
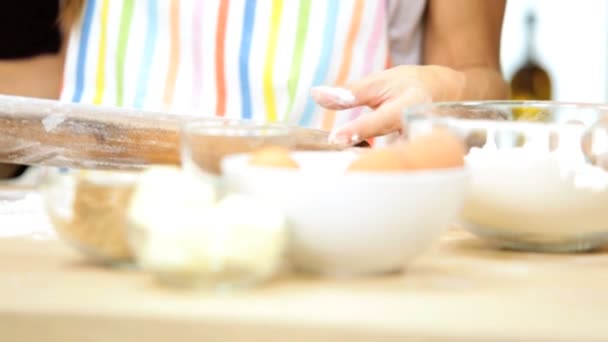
[42,114,66,132]
[0,94,343,170]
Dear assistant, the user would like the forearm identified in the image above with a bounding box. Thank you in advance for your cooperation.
[0,54,63,179]
[460,66,509,101]
[0,53,64,99]
[0,50,65,179]
[423,0,507,102]
[418,64,508,102]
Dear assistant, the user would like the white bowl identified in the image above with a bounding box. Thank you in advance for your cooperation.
[221,151,468,276]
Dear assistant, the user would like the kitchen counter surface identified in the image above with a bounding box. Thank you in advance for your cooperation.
[0,192,607,341]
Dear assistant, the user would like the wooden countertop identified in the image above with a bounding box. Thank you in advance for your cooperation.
[2,223,608,342]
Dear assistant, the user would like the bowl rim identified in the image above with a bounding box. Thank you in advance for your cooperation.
[404,100,608,113]
[181,119,294,135]
[403,100,608,131]
[221,151,468,184]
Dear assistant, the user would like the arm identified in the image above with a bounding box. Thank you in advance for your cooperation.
[423,0,508,100]
[0,52,65,178]
[0,52,65,99]
[0,53,65,178]
[0,1,67,99]
[312,0,508,142]
[0,1,67,178]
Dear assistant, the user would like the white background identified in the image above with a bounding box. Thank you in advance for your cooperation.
[500,0,608,103]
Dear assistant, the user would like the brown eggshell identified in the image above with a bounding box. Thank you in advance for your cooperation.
[346,147,414,172]
[249,146,299,168]
[403,129,465,170]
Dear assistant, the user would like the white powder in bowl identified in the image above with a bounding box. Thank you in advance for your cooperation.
[462,146,608,242]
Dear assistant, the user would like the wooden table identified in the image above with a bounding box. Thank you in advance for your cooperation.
[0,193,607,341]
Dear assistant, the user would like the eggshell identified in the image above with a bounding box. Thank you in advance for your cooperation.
[346,147,413,172]
[249,146,299,168]
[403,129,465,169]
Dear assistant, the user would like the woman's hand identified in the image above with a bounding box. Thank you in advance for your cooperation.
[312,0,508,144]
[312,65,466,144]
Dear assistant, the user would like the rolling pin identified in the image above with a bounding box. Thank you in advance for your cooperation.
[0,95,344,170]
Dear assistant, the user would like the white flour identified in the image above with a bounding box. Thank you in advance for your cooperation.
[462,145,608,239]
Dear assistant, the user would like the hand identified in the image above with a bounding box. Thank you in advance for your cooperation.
[312,65,466,144]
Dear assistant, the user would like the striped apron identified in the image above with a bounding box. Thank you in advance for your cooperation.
[60,0,424,131]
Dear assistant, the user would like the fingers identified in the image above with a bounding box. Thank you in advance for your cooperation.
[311,86,357,110]
[328,100,402,144]
[329,87,431,144]
[315,65,466,144]
[311,71,388,110]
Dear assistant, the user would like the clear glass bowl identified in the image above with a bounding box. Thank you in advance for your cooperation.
[404,101,608,253]
[40,167,141,265]
[181,119,297,176]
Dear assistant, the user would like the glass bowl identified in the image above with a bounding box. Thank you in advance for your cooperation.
[181,119,297,176]
[404,101,608,253]
[40,167,141,265]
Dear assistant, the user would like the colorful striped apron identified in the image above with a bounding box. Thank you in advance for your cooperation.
[60,0,423,131]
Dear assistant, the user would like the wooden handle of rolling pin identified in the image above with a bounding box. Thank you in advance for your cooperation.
[0,95,340,170]
[0,95,182,169]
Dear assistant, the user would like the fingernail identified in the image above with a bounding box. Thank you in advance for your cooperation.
[328,131,350,145]
[328,131,361,146]
[311,86,356,109]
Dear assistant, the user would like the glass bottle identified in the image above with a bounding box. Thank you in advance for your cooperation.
[510,11,553,121]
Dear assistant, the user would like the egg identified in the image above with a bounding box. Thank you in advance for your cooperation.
[346,129,464,172]
[403,128,465,169]
[346,147,413,172]
[249,146,299,168]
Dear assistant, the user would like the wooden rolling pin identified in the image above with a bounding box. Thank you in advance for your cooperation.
[0,95,343,170]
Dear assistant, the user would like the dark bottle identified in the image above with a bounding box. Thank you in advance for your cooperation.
[510,11,552,120]
[511,11,552,101]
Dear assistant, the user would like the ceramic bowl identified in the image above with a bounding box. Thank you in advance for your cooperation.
[221,151,468,276]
